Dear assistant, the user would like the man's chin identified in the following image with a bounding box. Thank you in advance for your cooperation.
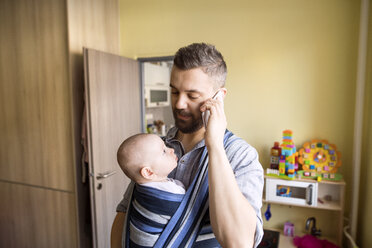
[175,119,203,134]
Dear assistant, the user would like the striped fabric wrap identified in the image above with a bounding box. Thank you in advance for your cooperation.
[123,130,235,248]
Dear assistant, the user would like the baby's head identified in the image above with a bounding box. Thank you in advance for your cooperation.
[117,133,178,184]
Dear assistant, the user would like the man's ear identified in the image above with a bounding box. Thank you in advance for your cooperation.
[220,87,227,99]
[140,167,154,180]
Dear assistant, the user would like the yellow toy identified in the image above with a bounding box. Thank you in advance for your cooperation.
[298,139,342,180]
[279,130,298,179]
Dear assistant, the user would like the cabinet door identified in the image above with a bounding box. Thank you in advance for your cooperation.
[0,182,77,248]
[84,48,142,248]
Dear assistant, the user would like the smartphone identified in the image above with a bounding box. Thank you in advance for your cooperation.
[202,90,224,128]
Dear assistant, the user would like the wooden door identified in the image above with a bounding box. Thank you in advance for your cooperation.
[83,48,142,248]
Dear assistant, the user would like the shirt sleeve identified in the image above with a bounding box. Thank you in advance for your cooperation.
[225,137,264,247]
[116,181,135,213]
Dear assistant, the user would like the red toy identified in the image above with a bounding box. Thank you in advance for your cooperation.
[293,235,339,248]
[270,142,281,169]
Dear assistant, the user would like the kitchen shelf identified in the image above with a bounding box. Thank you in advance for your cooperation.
[262,199,342,211]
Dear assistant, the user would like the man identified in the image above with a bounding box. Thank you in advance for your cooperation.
[111,43,263,248]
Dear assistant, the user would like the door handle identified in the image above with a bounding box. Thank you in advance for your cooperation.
[306,185,313,205]
[96,171,117,180]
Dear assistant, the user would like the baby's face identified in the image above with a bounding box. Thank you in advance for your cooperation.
[143,135,178,178]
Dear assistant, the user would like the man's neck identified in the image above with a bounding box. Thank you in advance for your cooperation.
[176,127,205,153]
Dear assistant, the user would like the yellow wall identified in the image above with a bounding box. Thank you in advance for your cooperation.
[120,0,364,243]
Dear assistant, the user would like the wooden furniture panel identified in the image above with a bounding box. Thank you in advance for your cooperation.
[66,1,120,246]
[67,0,119,54]
[66,0,120,185]
[0,182,77,248]
[0,0,74,191]
[0,0,122,247]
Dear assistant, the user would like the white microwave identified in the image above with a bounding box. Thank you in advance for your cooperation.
[144,85,170,107]
[265,178,318,207]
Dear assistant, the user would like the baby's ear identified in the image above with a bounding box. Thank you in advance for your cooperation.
[140,167,154,180]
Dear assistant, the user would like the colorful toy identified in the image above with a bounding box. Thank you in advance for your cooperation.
[267,130,299,180]
[297,139,342,181]
[270,142,281,169]
[276,185,291,197]
[284,221,295,237]
[266,168,279,176]
[264,204,272,221]
[280,130,299,178]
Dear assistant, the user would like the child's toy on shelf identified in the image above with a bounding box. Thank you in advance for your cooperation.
[297,139,342,181]
[270,142,281,169]
[280,130,298,178]
[267,130,299,180]
[284,221,295,237]
[276,185,291,197]
[264,204,272,221]
[266,168,279,176]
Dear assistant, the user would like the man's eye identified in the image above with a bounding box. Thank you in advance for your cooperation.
[189,94,199,99]
[171,91,179,95]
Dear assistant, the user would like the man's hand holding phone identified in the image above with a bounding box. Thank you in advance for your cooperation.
[201,88,227,148]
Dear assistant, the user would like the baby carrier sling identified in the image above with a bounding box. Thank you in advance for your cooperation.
[123,130,235,248]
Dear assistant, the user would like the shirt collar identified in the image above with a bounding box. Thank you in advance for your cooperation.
[164,126,206,150]
[164,126,178,141]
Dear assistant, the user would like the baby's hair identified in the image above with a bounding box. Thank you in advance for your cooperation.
[117,133,149,181]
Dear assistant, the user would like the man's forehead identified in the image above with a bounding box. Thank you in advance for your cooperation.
[170,67,215,92]
[169,84,203,93]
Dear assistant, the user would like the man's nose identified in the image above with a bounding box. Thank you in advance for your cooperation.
[175,94,187,109]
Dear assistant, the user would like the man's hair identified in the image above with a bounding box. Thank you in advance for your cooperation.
[173,43,227,87]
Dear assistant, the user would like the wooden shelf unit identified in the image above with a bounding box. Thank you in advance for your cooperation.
[263,174,345,246]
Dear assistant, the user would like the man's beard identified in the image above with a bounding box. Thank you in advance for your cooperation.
[172,109,203,134]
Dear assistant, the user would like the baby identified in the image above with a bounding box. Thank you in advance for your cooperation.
[117,133,185,195]
[117,133,185,247]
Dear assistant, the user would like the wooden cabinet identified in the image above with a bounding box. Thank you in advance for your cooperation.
[263,175,345,246]
[0,0,119,247]
[0,182,77,248]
